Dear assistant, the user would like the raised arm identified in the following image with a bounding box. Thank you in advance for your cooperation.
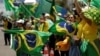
[74,0,92,25]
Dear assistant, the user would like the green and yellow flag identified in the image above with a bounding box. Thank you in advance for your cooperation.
[49,16,77,36]
[3,30,52,56]
[3,0,15,11]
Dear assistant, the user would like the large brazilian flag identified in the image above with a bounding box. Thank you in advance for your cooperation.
[49,16,78,36]
[3,30,52,56]
[49,21,77,36]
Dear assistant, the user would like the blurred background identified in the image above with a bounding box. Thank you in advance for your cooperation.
[0,0,5,12]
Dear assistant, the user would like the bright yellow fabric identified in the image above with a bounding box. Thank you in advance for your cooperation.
[56,23,76,37]
[83,23,98,41]
[20,30,43,51]
[77,19,100,56]
[9,0,14,7]
[77,19,86,39]
[77,19,98,41]
[4,21,8,30]
[38,21,49,32]
[82,23,100,56]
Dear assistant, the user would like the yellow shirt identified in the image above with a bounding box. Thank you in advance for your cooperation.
[77,19,86,39]
[38,21,49,32]
[3,21,8,30]
[77,19,99,55]
[83,22,98,41]
[77,19,98,41]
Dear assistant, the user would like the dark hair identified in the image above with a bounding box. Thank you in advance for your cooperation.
[31,16,34,20]
[7,21,12,29]
[19,13,24,19]
[42,13,45,16]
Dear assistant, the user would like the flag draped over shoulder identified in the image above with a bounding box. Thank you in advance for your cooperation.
[3,30,52,56]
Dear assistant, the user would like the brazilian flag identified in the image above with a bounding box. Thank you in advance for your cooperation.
[49,21,77,36]
[3,29,24,50]
[3,30,52,56]
[3,0,38,18]
[12,34,21,51]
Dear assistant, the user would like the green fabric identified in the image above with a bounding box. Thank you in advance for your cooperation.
[18,4,38,18]
[49,16,66,35]
[17,30,51,56]
[3,0,38,18]
[84,7,100,25]
[3,30,51,56]
[80,0,100,8]
[94,39,100,53]
[4,0,62,18]
[34,0,51,18]
[34,0,62,18]
[3,0,19,18]
[80,39,89,53]
[3,30,24,34]
[81,42,99,56]
[49,23,66,35]
[3,0,14,11]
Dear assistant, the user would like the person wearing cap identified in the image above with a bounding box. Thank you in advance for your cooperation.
[74,0,100,56]
[24,22,33,30]
[16,19,24,30]
[58,13,62,16]
[30,16,39,30]
[45,13,54,29]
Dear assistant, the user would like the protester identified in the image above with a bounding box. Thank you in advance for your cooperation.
[38,14,49,32]
[3,17,12,46]
[74,0,100,56]
[30,16,39,30]
[2,0,100,56]
[16,19,24,30]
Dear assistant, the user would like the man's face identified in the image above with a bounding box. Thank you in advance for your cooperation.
[17,23,23,27]
[68,15,75,22]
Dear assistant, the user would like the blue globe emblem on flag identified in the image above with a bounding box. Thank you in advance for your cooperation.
[59,22,75,33]
[14,35,21,51]
[13,0,25,6]
[25,33,36,48]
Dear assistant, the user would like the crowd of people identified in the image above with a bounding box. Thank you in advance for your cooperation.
[1,0,100,56]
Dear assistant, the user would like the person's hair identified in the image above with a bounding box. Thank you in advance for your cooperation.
[31,16,34,20]
[3,17,8,21]
[42,13,45,16]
